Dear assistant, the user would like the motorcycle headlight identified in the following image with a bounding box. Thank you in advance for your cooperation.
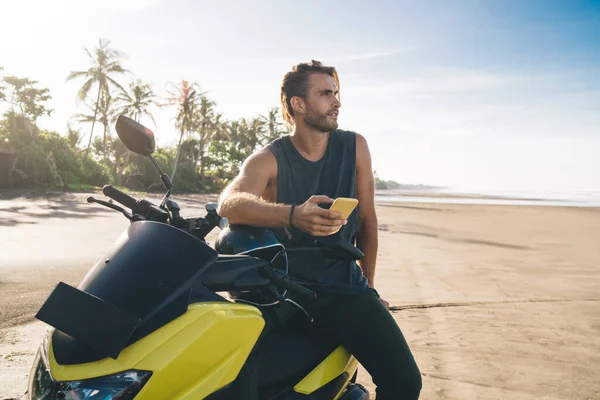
[53,370,152,400]
[29,341,152,400]
[29,348,53,400]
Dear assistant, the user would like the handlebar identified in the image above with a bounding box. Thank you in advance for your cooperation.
[281,279,318,301]
[98,186,218,238]
[261,267,317,301]
[103,185,137,209]
[102,185,169,223]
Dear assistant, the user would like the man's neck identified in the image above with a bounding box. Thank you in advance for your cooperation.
[289,124,331,162]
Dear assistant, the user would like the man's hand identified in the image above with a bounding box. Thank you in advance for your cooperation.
[292,195,347,236]
[379,297,390,310]
[368,279,389,309]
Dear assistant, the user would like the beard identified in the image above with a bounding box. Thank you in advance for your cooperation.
[303,104,338,133]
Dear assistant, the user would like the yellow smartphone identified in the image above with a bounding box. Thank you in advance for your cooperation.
[329,197,359,220]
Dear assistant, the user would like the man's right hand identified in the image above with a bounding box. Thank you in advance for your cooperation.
[292,195,347,236]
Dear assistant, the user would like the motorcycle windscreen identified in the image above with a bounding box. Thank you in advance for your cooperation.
[37,221,218,360]
[78,220,218,320]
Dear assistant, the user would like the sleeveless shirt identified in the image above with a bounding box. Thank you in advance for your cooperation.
[267,130,374,295]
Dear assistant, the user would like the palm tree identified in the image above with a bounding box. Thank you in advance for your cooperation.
[162,80,204,181]
[99,92,120,145]
[67,38,128,152]
[75,91,119,159]
[195,96,217,180]
[260,107,288,144]
[239,117,265,155]
[115,79,156,184]
[211,113,226,140]
[117,79,156,124]
[222,119,246,175]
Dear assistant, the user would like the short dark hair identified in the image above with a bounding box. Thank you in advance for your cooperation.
[280,60,340,125]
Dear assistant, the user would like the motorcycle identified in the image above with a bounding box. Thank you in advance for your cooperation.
[27,115,370,399]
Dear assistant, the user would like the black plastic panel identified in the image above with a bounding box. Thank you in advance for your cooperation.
[37,282,140,359]
[201,255,271,292]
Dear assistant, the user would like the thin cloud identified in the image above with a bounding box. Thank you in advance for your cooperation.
[249,46,417,67]
[346,69,517,98]
[3,0,161,16]
[331,47,418,62]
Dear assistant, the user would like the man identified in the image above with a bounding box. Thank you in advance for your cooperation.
[217,60,421,399]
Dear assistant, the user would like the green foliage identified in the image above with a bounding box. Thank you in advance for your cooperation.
[2,76,52,122]
[4,132,65,188]
[374,170,402,190]
[79,152,112,186]
[122,148,174,192]
[66,183,101,191]
[0,39,296,194]
[375,178,387,190]
[0,66,5,102]
[66,126,83,149]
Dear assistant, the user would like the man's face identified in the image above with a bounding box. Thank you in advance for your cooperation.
[301,73,341,133]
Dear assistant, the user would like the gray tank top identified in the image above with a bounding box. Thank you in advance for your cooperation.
[268,130,373,294]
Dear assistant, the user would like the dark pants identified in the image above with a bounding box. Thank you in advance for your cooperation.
[231,293,422,400]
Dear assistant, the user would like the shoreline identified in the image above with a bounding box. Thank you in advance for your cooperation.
[2,188,599,207]
[375,189,600,207]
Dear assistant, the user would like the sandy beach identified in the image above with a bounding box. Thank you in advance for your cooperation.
[1,192,599,399]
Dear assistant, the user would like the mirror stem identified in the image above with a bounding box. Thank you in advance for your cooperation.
[147,155,174,207]
[148,155,173,190]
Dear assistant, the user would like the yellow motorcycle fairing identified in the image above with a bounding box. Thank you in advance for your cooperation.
[49,302,264,399]
[294,345,359,398]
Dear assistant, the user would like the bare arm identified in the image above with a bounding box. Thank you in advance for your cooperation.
[217,149,290,227]
[354,133,379,289]
[217,148,347,235]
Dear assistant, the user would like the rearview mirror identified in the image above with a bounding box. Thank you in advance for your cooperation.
[115,115,155,156]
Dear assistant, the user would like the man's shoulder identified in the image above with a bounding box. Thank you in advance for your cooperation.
[243,147,277,173]
[333,129,369,148]
[333,128,358,138]
[265,134,289,149]
[333,129,368,142]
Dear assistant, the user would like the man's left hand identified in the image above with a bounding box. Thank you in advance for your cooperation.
[379,297,390,310]
[368,280,389,309]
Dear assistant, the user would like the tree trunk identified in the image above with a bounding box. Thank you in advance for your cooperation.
[8,155,19,187]
[171,128,185,182]
[199,136,205,181]
[103,123,108,144]
[86,87,102,154]
[102,123,109,162]
[116,151,131,186]
[117,115,138,186]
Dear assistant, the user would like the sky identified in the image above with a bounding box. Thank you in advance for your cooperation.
[1,0,599,192]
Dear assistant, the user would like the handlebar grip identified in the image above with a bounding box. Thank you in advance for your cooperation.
[280,279,317,301]
[261,267,317,301]
[102,185,137,209]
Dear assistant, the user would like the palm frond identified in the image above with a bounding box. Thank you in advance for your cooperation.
[77,78,95,101]
[66,70,89,81]
[84,47,94,62]
[106,76,127,94]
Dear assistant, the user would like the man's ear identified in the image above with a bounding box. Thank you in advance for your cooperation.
[291,96,305,115]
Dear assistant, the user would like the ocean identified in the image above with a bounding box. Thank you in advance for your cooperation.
[375,188,600,207]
